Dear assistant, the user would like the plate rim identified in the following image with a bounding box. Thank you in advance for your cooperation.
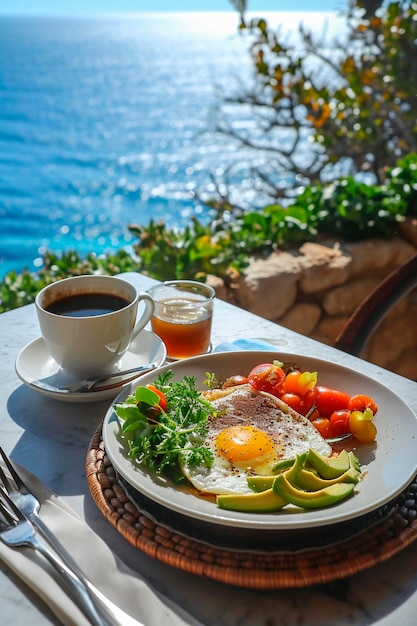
[103,350,417,531]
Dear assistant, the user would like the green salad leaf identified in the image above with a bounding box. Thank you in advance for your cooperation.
[114,369,214,483]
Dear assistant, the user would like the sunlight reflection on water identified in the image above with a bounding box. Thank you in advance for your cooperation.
[0,11,345,276]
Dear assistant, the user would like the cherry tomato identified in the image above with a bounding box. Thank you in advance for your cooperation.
[349,408,377,443]
[146,384,168,412]
[279,392,304,413]
[304,385,351,418]
[306,407,320,421]
[329,409,351,437]
[311,417,330,438]
[282,370,317,396]
[300,387,319,418]
[303,387,317,414]
[247,362,285,396]
[348,394,378,415]
[222,375,248,388]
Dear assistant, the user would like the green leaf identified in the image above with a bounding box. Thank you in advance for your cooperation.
[114,371,214,478]
[134,386,160,406]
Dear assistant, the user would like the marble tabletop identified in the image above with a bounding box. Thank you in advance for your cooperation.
[1,271,417,626]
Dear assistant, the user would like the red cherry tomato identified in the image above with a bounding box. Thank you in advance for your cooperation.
[247,362,286,396]
[279,392,304,413]
[146,384,168,412]
[311,417,330,438]
[348,394,378,415]
[300,387,319,417]
[303,387,317,414]
[304,385,351,418]
[329,409,351,437]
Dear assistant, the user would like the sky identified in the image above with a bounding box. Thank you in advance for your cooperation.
[0,0,343,15]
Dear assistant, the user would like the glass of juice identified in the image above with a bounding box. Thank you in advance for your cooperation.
[147,280,215,359]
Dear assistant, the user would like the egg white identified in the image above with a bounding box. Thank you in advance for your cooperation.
[181,384,332,496]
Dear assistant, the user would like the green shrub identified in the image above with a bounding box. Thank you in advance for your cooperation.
[0,250,140,313]
[129,152,417,271]
[1,153,416,314]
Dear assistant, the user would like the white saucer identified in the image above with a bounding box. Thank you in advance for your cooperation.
[15,329,167,403]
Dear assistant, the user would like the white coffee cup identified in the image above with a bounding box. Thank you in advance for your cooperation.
[35,275,154,379]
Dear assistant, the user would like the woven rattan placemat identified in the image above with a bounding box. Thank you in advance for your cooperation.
[86,423,417,589]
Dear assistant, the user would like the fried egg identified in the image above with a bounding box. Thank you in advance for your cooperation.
[180,384,332,496]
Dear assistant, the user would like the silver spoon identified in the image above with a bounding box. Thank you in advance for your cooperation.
[33,362,159,394]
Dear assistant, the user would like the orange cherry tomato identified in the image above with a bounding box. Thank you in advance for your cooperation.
[247,362,286,396]
[329,409,351,437]
[279,392,304,413]
[311,417,330,438]
[282,370,317,396]
[348,394,378,415]
[222,375,249,388]
[146,384,168,412]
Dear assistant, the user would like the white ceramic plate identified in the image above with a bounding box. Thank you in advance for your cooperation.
[103,350,417,530]
[15,329,167,403]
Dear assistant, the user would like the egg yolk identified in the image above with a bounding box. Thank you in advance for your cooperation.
[215,425,274,466]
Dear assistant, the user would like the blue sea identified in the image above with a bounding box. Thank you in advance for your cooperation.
[0,11,341,278]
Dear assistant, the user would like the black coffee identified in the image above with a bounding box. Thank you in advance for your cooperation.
[46,292,130,317]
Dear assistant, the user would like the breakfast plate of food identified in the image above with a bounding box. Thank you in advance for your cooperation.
[102,350,417,532]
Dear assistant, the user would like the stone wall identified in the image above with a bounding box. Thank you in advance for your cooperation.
[208,217,417,381]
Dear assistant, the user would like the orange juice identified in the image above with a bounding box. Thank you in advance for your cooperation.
[151,297,212,359]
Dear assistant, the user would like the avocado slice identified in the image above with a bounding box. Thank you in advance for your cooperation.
[348,451,361,472]
[247,453,305,492]
[296,450,361,489]
[294,464,360,490]
[218,449,358,512]
[307,448,351,479]
[217,488,288,512]
[248,450,361,493]
[247,475,276,492]
[273,472,355,509]
[271,457,295,473]
[284,451,308,482]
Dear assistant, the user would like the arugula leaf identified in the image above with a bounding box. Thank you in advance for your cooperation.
[114,370,214,482]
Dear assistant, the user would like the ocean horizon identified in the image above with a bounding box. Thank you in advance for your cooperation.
[0,11,343,278]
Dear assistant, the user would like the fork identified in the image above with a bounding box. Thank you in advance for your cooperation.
[0,485,117,626]
[0,448,145,626]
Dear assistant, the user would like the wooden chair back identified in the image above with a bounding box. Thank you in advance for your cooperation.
[334,253,417,357]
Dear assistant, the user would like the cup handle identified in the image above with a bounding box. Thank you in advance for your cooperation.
[132,293,155,337]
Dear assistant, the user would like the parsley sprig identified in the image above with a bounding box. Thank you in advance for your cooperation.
[114,370,214,483]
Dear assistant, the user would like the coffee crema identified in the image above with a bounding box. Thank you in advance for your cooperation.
[45,292,130,317]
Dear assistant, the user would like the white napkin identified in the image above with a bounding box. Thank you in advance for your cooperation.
[213,338,281,352]
[0,465,200,626]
